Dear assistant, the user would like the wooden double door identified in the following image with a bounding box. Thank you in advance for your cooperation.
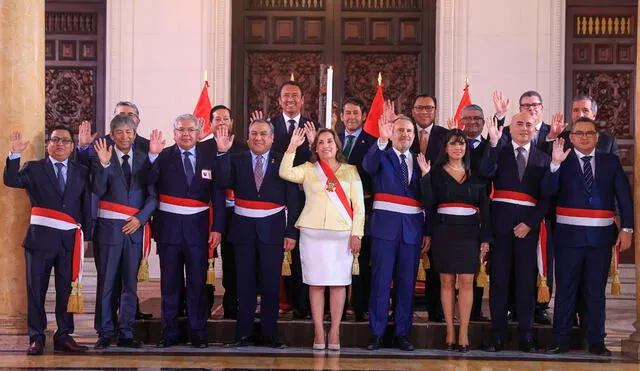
[231,0,437,138]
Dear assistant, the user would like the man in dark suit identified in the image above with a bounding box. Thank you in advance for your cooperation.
[480,112,551,353]
[215,119,300,348]
[148,114,225,348]
[410,93,447,323]
[545,118,633,356]
[460,104,490,322]
[4,126,91,355]
[364,116,429,351]
[338,98,377,322]
[91,115,157,349]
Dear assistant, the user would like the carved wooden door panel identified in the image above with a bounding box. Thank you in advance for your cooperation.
[565,0,637,262]
[232,0,436,138]
[45,0,106,137]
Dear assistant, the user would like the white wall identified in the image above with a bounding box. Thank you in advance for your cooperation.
[437,0,565,124]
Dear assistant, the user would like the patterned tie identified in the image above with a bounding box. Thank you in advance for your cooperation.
[419,129,429,155]
[516,147,527,181]
[343,135,355,158]
[183,151,194,186]
[121,154,132,188]
[287,119,296,136]
[55,162,65,193]
[254,154,264,190]
[468,138,479,149]
[400,153,409,189]
[582,156,593,194]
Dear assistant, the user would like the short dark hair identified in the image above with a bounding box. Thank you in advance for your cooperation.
[209,105,232,121]
[573,117,597,131]
[413,93,438,108]
[572,95,598,115]
[49,125,73,138]
[519,90,543,104]
[114,101,140,116]
[342,97,368,115]
[278,81,304,96]
[462,104,484,116]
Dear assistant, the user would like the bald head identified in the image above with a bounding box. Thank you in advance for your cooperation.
[510,111,536,147]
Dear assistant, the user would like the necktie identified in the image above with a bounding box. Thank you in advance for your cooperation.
[516,147,527,181]
[400,153,409,189]
[468,138,479,149]
[532,130,538,146]
[121,154,132,188]
[254,154,264,190]
[343,135,355,158]
[582,156,593,194]
[287,119,296,136]
[419,129,429,155]
[55,162,65,193]
[183,151,194,186]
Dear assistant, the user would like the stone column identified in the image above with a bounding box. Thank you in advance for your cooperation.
[621,4,640,360]
[0,0,45,346]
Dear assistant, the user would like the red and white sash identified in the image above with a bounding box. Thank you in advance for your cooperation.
[225,189,235,208]
[492,190,537,207]
[373,193,423,215]
[437,202,479,216]
[158,194,209,215]
[30,207,84,284]
[556,207,615,227]
[234,198,285,218]
[314,161,353,226]
[97,200,152,260]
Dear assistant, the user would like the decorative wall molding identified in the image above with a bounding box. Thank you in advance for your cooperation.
[550,0,566,116]
[105,0,135,124]
[436,0,455,125]
[210,0,232,107]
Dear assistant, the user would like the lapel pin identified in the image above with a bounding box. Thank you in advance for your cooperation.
[271,158,275,164]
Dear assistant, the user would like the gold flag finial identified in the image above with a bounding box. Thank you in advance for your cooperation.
[377,72,382,86]
[464,75,470,87]
[290,73,295,81]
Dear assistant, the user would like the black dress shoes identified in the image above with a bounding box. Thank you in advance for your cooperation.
[471,313,490,322]
[546,343,570,354]
[588,342,612,356]
[354,312,366,322]
[519,339,537,353]
[54,338,88,353]
[190,339,208,349]
[394,336,415,351]
[118,338,143,348]
[135,311,153,320]
[227,336,254,347]
[366,335,383,350]
[156,338,179,348]
[292,310,311,319]
[484,339,504,352]
[26,342,44,356]
[534,310,552,325]
[262,336,286,349]
[94,337,111,349]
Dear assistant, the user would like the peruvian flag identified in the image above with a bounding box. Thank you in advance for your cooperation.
[363,82,384,138]
[453,83,472,128]
[194,81,213,141]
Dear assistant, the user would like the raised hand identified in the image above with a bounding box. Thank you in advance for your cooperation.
[548,112,568,140]
[78,121,97,147]
[446,117,461,130]
[250,110,266,123]
[149,129,166,155]
[9,131,29,154]
[93,138,113,165]
[492,90,510,118]
[486,115,504,147]
[551,138,571,165]
[383,100,397,123]
[417,153,431,176]
[303,121,317,144]
[287,127,306,152]
[214,125,234,153]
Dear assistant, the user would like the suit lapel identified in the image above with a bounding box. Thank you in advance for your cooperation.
[172,146,189,189]
[110,150,127,189]
[62,160,75,201]
[385,148,404,181]
[243,152,259,193]
[44,158,62,196]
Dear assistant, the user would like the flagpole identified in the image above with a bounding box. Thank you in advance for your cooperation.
[325,65,333,129]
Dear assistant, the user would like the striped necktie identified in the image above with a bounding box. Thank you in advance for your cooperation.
[582,156,593,194]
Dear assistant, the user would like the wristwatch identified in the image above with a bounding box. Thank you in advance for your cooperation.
[622,228,634,234]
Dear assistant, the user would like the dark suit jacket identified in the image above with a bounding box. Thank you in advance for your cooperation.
[148,143,225,246]
[411,124,449,163]
[542,150,633,248]
[4,157,92,251]
[363,144,426,244]
[468,137,488,175]
[92,148,157,245]
[271,114,319,165]
[339,130,377,196]
[479,142,551,235]
[215,150,299,244]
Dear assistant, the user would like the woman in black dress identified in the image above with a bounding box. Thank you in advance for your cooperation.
[417,129,491,352]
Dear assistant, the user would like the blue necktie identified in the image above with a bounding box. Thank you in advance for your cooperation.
[343,135,355,158]
[582,156,593,194]
[121,154,132,188]
[400,153,409,189]
[183,151,194,186]
[287,119,296,136]
[55,162,65,193]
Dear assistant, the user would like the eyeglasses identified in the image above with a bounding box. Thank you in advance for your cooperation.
[519,103,542,109]
[48,137,74,144]
[461,116,484,122]
[174,128,198,133]
[413,105,436,112]
[571,131,597,138]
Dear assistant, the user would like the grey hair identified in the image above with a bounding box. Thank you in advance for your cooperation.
[249,119,274,135]
[572,95,598,115]
[113,101,140,117]
[109,114,137,133]
[462,104,484,116]
[392,115,413,124]
[173,114,201,132]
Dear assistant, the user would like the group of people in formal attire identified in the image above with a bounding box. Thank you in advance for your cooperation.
[4,80,633,357]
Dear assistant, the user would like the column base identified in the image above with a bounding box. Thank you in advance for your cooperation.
[622,339,640,360]
[0,314,28,351]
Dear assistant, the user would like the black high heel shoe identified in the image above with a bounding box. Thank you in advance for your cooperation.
[458,344,470,353]
[445,343,457,351]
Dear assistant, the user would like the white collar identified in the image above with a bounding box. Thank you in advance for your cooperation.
[114,146,133,159]
[512,141,531,153]
[283,113,301,123]
[392,147,411,159]
[574,148,596,159]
